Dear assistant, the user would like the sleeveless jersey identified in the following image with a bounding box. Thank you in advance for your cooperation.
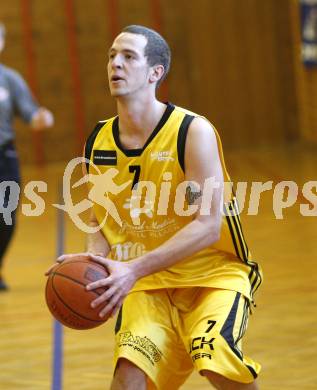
[85,103,262,302]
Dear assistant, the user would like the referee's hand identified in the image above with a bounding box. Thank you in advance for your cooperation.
[31,107,54,130]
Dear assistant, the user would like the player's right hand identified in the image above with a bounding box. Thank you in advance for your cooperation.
[44,252,104,276]
[44,262,61,276]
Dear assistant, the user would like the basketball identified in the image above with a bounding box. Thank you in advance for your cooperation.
[45,255,110,330]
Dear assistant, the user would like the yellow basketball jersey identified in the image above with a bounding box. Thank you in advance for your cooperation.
[85,103,262,302]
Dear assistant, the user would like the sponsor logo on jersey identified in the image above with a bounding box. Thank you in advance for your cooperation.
[190,320,216,362]
[118,331,162,365]
[150,150,174,161]
[111,241,146,261]
[118,218,178,238]
[93,150,117,165]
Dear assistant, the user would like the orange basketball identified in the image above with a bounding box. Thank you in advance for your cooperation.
[45,255,110,330]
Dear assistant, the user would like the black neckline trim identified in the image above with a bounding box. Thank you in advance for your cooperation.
[112,102,175,157]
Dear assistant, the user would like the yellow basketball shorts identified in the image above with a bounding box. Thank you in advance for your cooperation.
[113,287,261,389]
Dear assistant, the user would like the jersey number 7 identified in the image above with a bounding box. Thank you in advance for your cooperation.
[129,165,141,189]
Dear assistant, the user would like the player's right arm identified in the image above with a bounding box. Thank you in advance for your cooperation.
[82,156,110,257]
[57,153,111,259]
[44,149,110,274]
[44,210,110,275]
[85,209,110,257]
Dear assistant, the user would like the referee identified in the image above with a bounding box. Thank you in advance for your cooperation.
[0,23,53,290]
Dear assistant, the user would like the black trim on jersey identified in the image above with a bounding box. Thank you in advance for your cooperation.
[236,299,249,347]
[115,306,123,334]
[225,212,240,259]
[246,365,258,379]
[220,292,243,359]
[224,199,262,300]
[177,114,195,172]
[85,121,107,172]
[232,199,250,258]
[250,261,262,295]
[226,211,260,299]
[112,102,175,157]
[220,292,258,379]
[231,210,248,260]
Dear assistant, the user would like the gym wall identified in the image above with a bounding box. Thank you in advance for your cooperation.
[0,0,311,164]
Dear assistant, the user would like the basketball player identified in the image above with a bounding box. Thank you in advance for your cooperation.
[0,23,53,290]
[57,25,262,389]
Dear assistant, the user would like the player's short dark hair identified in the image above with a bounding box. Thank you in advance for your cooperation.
[122,25,171,87]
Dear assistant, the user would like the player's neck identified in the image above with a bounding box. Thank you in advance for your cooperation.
[116,96,166,138]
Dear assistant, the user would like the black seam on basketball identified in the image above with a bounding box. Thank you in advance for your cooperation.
[57,259,106,273]
[50,273,105,323]
[52,271,103,297]
[54,260,107,295]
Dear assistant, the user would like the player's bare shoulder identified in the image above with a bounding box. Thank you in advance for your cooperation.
[188,116,216,139]
[186,116,218,152]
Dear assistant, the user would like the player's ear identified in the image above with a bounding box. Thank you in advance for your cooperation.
[149,64,164,84]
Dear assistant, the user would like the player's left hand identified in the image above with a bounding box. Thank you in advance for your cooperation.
[86,255,138,318]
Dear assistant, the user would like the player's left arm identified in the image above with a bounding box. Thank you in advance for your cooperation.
[87,117,224,317]
[131,116,224,271]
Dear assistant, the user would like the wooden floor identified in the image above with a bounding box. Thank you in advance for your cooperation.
[0,142,316,389]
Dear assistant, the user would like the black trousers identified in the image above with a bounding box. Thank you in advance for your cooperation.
[0,142,20,271]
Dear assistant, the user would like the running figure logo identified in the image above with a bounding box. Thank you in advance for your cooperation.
[54,157,131,232]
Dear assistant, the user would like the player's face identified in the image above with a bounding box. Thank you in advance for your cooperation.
[107,32,152,97]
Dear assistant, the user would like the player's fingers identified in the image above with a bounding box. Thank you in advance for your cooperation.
[44,263,59,276]
[99,292,122,318]
[90,285,116,308]
[90,252,105,257]
[86,276,113,291]
[47,252,92,275]
[111,298,124,318]
[57,253,73,261]
[57,252,87,261]
[88,254,108,266]
[45,254,72,275]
